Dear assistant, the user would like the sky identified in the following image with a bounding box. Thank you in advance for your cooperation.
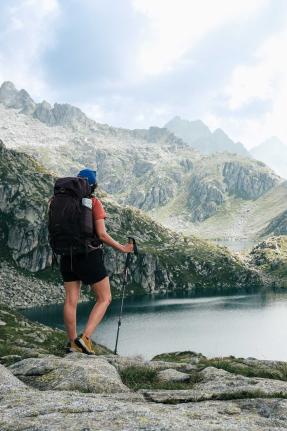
[0,0,287,148]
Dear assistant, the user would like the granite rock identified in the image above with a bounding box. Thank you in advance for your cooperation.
[9,353,129,393]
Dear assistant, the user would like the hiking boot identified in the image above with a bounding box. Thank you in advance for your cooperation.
[65,340,84,354]
[75,334,96,355]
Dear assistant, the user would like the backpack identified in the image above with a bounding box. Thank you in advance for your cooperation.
[48,177,101,256]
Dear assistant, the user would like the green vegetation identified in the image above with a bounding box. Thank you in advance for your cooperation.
[0,302,112,366]
[119,365,202,391]
[0,302,66,365]
[199,357,287,381]
[153,351,205,363]
[0,140,266,298]
[249,236,287,287]
[153,351,287,383]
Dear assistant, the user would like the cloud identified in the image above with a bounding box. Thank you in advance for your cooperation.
[212,22,287,147]
[0,0,60,99]
[42,0,145,98]
[72,0,277,132]
[0,0,287,148]
[131,0,269,77]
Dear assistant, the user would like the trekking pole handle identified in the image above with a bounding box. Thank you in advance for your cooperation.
[128,237,138,255]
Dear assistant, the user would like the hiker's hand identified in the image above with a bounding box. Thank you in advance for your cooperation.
[121,243,134,253]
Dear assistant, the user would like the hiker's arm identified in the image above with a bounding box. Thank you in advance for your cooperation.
[95,219,133,253]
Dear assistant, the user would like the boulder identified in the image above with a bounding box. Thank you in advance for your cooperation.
[106,355,193,372]
[2,353,287,430]
[0,363,27,393]
[157,368,191,383]
[9,353,129,393]
[1,383,287,430]
[141,366,287,403]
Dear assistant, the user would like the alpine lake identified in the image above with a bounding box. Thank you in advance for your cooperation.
[23,290,287,361]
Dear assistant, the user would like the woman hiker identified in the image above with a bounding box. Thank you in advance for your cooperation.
[59,168,133,355]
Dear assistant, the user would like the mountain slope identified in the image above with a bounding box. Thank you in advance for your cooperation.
[165,116,250,157]
[261,209,287,237]
[0,81,283,243]
[162,181,287,246]
[0,140,263,297]
[248,236,287,288]
[0,81,96,129]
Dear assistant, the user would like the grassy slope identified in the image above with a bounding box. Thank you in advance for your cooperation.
[248,236,287,286]
[0,302,112,366]
[155,181,287,244]
[98,191,262,294]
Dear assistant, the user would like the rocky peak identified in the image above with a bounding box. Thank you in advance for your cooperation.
[33,100,90,128]
[0,81,92,129]
[0,81,17,101]
[164,116,251,157]
[0,81,35,113]
[33,100,90,126]
[165,116,211,145]
[53,103,89,126]
[33,100,54,125]
[212,128,229,139]
[144,126,181,144]
[211,129,250,156]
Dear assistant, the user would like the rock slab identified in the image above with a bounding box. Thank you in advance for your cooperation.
[142,366,287,403]
[1,362,287,431]
[9,353,129,393]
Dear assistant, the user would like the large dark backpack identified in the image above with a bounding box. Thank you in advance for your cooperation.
[48,177,101,256]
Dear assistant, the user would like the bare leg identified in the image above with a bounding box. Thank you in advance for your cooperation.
[83,276,111,338]
[63,281,81,341]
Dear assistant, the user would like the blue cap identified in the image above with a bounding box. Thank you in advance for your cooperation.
[77,168,97,186]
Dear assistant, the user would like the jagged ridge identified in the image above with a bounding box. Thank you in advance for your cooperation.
[165,115,250,157]
[0,81,282,235]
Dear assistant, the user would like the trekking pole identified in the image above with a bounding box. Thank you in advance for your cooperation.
[114,237,138,355]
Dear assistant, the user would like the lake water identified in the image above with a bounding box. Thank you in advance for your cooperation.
[22,292,287,361]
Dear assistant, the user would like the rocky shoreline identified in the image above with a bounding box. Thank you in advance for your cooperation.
[2,234,287,311]
[1,302,287,430]
[0,261,91,309]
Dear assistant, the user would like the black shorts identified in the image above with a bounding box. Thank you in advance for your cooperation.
[60,248,108,285]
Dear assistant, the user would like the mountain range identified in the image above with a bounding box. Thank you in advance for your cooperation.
[164,117,287,181]
[0,81,286,247]
[164,116,250,157]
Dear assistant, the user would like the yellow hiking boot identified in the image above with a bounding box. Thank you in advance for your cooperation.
[65,340,84,354]
[75,334,96,355]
